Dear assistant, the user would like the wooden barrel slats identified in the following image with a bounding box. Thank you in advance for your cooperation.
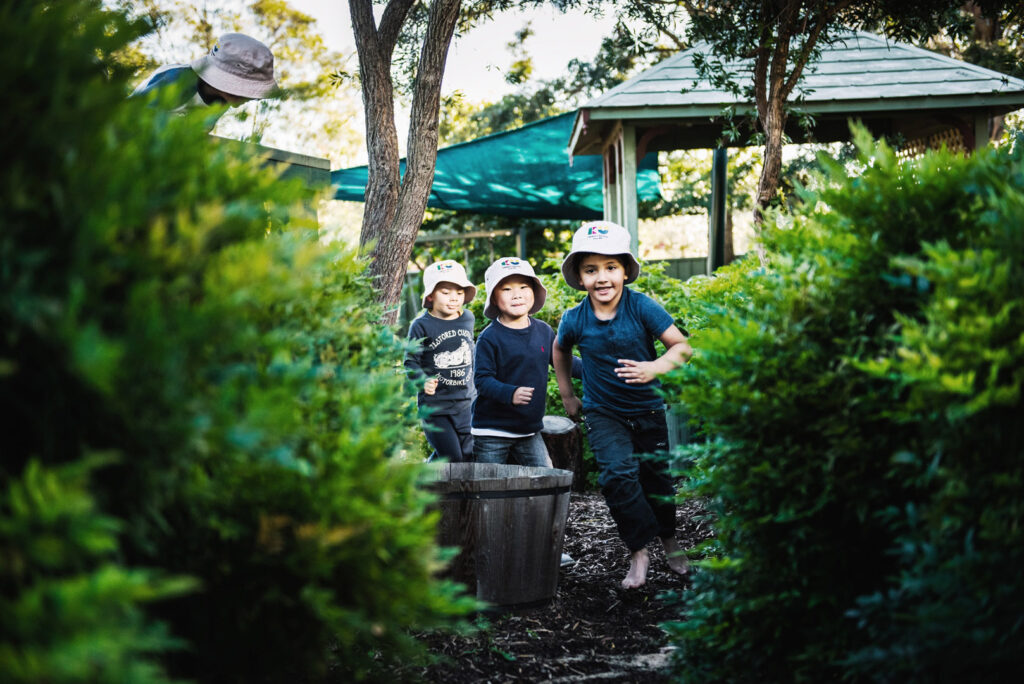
[430,463,573,607]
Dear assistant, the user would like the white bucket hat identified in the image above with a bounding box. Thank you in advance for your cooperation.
[421,260,477,308]
[483,257,547,319]
[560,221,641,291]
[191,33,277,100]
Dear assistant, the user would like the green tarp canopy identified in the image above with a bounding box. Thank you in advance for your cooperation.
[331,112,662,219]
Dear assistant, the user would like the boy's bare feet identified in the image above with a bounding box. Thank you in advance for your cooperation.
[661,536,690,575]
[622,547,650,589]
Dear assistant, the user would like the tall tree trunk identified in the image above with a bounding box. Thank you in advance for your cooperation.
[751,25,791,266]
[749,2,846,265]
[966,1,1004,142]
[350,0,461,324]
[371,0,461,322]
[724,210,735,264]
[349,0,413,250]
[756,97,787,215]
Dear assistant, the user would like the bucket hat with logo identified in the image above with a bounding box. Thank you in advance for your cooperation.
[421,260,477,308]
[560,220,641,291]
[483,257,547,319]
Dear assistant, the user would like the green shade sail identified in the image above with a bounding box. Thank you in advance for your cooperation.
[331,112,662,219]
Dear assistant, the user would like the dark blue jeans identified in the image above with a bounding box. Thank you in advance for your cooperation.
[422,408,473,463]
[584,407,675,552]
[474,433,551,467]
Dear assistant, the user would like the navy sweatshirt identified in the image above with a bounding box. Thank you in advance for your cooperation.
[472,317,579,434]
[405,310,476,415]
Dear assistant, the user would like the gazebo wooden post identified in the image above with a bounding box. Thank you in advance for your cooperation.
[601,123,620,227]
[601,123,640,255]
[708,147,728,274]
[516,226,528,259]
[973,111,990,150]
[621,124,639,255]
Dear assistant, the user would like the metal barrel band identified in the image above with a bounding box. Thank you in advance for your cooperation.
[441,485,570,501]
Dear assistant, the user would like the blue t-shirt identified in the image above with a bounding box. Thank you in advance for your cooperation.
[556,287,674,414]
[132,65,203,111]
[130,64,224,131]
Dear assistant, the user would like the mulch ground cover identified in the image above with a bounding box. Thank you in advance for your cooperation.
[389,492,714,683]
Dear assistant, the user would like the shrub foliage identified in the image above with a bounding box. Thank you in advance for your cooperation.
[1,2,470,682]
[663,129,1024,681]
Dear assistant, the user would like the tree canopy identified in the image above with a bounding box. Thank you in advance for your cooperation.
[607,0,1023,232]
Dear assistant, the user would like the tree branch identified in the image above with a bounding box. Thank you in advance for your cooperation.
[379,0,415,54]
[369,0,463,314]
[349,0,401,248]
[649,13,686,50]
[398,0,461,218]
[781,0,855,98]
[753,23,771,124]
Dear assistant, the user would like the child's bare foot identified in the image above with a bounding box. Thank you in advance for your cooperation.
[622,547,650,589]
[661,536,690,575]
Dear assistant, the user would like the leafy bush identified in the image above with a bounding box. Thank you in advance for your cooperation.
[0,459,193,683]
[663,129,1024,681]
[1,2,471,682]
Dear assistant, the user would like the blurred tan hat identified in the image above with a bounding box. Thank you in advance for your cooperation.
[191,33,277,99]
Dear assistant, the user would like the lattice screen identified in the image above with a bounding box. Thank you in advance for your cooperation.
[897,127,967,160]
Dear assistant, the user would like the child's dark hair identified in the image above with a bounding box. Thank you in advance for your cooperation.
[573,251,627,272]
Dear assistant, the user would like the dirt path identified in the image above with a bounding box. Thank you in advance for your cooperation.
[391,492,713,682]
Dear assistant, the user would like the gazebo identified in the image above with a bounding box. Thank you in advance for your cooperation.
[568,30,1024,271]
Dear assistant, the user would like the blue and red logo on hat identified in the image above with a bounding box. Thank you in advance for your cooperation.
[499,258,521,267]
[435,262,454,271]
[587,226,610,237]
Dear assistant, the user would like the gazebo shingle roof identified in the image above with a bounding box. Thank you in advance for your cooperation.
[571,31,1024,155]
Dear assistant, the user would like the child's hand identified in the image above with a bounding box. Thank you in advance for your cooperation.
[615,359,658,384]
[512,386,534,405]
[424,377,439,395]
[561,395,582,420]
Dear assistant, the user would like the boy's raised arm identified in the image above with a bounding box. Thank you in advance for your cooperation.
[615,324,692,384]
[552,338,582,419]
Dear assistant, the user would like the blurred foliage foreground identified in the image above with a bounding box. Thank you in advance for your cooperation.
[0,2,472,683]
[5,2,1024,683]
[661,128,1024,681]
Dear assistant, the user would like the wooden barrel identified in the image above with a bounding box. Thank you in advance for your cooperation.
[431,463,573,608]
[541,415,585,492]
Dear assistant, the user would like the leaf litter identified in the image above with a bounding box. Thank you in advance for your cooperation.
[384,492,713,682]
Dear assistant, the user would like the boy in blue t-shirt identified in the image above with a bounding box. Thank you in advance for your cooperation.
[472,257,580,466]
[553,221,693,589]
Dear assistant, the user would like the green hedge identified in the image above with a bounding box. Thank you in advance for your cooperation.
[663,128,1024,681]
[0,459,195,684]
[1,2,471,682]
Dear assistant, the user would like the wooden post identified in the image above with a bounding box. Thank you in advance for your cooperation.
[708,147,728,274]
[621,123,638,255]
[973,111,990,151]
[603,140,619,223]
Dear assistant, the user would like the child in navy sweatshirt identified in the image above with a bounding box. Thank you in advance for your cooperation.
[405,260,477,462]
[472,257,580,466]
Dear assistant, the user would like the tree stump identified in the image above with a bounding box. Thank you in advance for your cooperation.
[541,415,585,492]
